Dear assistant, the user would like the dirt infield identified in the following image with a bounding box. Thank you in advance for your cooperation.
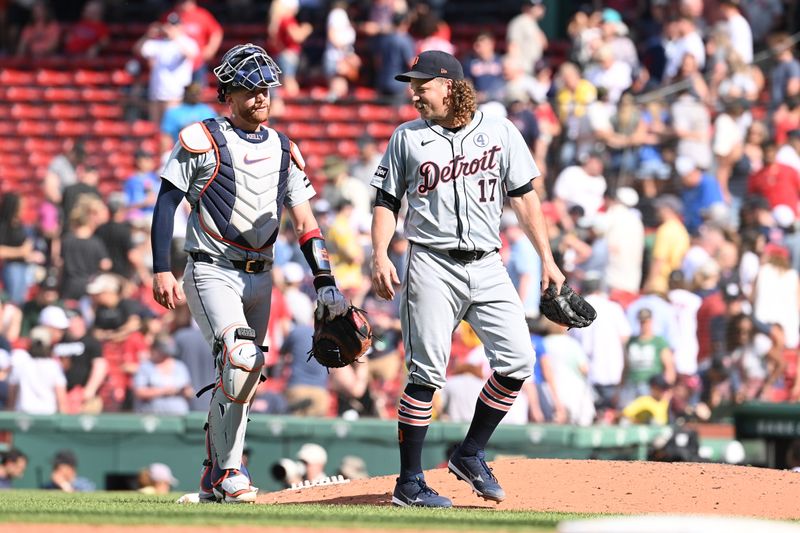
[263,458,800,519]
[8,458,800,533]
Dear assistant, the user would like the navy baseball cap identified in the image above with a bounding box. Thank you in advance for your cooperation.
[395,50,464,82]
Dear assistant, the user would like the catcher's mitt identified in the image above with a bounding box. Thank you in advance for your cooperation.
[539,282,597,329]
[307,306,373,368]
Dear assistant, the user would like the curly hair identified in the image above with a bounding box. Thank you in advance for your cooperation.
[446,79,477,127]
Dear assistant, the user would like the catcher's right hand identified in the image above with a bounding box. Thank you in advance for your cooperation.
[539,282,596,329]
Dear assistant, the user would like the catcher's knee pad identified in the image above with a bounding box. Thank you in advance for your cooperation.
[215,323,265,404]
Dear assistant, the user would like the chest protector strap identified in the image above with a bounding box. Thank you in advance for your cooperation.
[197,119,292,251]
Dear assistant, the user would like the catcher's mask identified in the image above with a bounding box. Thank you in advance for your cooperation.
[213,43,282,103]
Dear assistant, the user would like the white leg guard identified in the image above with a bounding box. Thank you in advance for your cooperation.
[208,324,264,471]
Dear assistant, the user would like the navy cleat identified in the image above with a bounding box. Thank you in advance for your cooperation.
[392,474,452,508]
[447,449,505,502]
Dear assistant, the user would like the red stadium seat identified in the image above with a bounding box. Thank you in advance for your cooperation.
[28,151,53,167]
[282,104,319,121]
[88,104,123,119]
[24,138,63,154]
[43,87,81,101]
[55,120,92,137]
[81,88,118,102]
[74,69,112,86]
[49,104,86,120]
[110,69,134,86]
[36,69,74,86]
[366,122,396,139]
[353,87,378,101]
[99,138,122,153]
[0,69,36,86]
[11,104,44,120]
[398,105,418,122]
[337,140,359,158]
[357,104,397,122]
[1,138,25,153]
[93,120,129,136]
[0,123,16,136]
[287,122,320,140]
[17,120,52,136]
[5,87,44,102]
[319,104,353,122]
[327,122,366,139]
[132,120,158,137]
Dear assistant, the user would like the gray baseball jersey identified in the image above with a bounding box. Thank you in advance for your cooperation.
[372,110,539,389]
[370,110,539,251]
[162,117,315,263]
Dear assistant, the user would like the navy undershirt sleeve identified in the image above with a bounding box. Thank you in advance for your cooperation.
[151,179,184,273]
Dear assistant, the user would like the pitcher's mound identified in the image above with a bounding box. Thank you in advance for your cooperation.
[260,458,800,519]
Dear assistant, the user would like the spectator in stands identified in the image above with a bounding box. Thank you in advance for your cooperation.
[727,313,785,402]
[607,90,644,183]
[134,15,199,126]
[553,150,607,227]
[676,157,725,236]
[63,0,109,57]
[42,449,94,492]
[719,0,753,65]
[160,83,215,144]
[569,273,630,421]
[666,269,703,388]
[599,8,638,72]
[61,164,102,224]
[501,207,541,318]
[54,310,105,415]
[124,150,160,221]
[542,318,595,426]
[411,6,453,56]
[325,200,365,293]
[753,243,800,350]
[169,303,213,411]
[669,51,710,105]
[349,135,383,187]
[280,265,328,417]
[670,87,712,170]
[321,155,371,222]
[87,273,145,411]
[15,0,59,58]
[714,53,763,105]
[501,55,540,108]
[645,195,691,294]
[584,44,632,104]
[324,1,361,101]
[162,0,223,86]
[133,334,192,415]
[44,138,85,207]
[663,16,705,81]
[329,356,373,419]
[776,128,800,174]
[620,307,675,407]
[0,192,44,305]
[0,295,21,349]
[0,448,27,489]
[21,274,60,336]
[138,462,179,495]
[94,193,135,280]
[268,0,313,98]
[604,188,644,302]
[768,34,800,112]
[749,140,800,213]
[373,12,415,103]
[463,32,505,105]
[6,326,66,414]
[506,0,547,75]
[621,373,672,425]
[60,196,112,301]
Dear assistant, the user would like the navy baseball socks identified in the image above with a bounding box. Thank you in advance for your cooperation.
[393,384,452,507]
[448,372,523,502]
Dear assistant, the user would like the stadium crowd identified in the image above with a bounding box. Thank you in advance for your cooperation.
[0,0,799,429]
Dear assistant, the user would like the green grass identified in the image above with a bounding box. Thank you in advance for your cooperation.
[0,490,599,532]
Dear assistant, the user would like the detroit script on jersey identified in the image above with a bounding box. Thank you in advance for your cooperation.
[417,145,501,194]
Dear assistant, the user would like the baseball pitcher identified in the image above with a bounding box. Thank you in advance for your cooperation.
[370,50,566,507]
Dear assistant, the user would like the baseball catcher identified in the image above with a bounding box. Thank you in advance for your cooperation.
[308,306,372,369]
[539,282,597,328]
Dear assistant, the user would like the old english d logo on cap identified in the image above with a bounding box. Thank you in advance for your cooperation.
[412,55,420,67]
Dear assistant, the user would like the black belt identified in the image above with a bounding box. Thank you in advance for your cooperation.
[190,252,267,273]
[447,249,494,262]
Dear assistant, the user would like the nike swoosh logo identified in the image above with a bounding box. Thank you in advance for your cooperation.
[421,139,435,146]
[243,154,272,164]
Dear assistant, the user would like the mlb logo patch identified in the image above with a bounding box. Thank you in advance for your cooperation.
[375,165,389,179]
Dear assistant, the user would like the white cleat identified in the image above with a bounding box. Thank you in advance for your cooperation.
[213,470,259,504]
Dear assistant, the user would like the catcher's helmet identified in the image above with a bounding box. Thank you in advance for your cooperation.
[213,43,281,103]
